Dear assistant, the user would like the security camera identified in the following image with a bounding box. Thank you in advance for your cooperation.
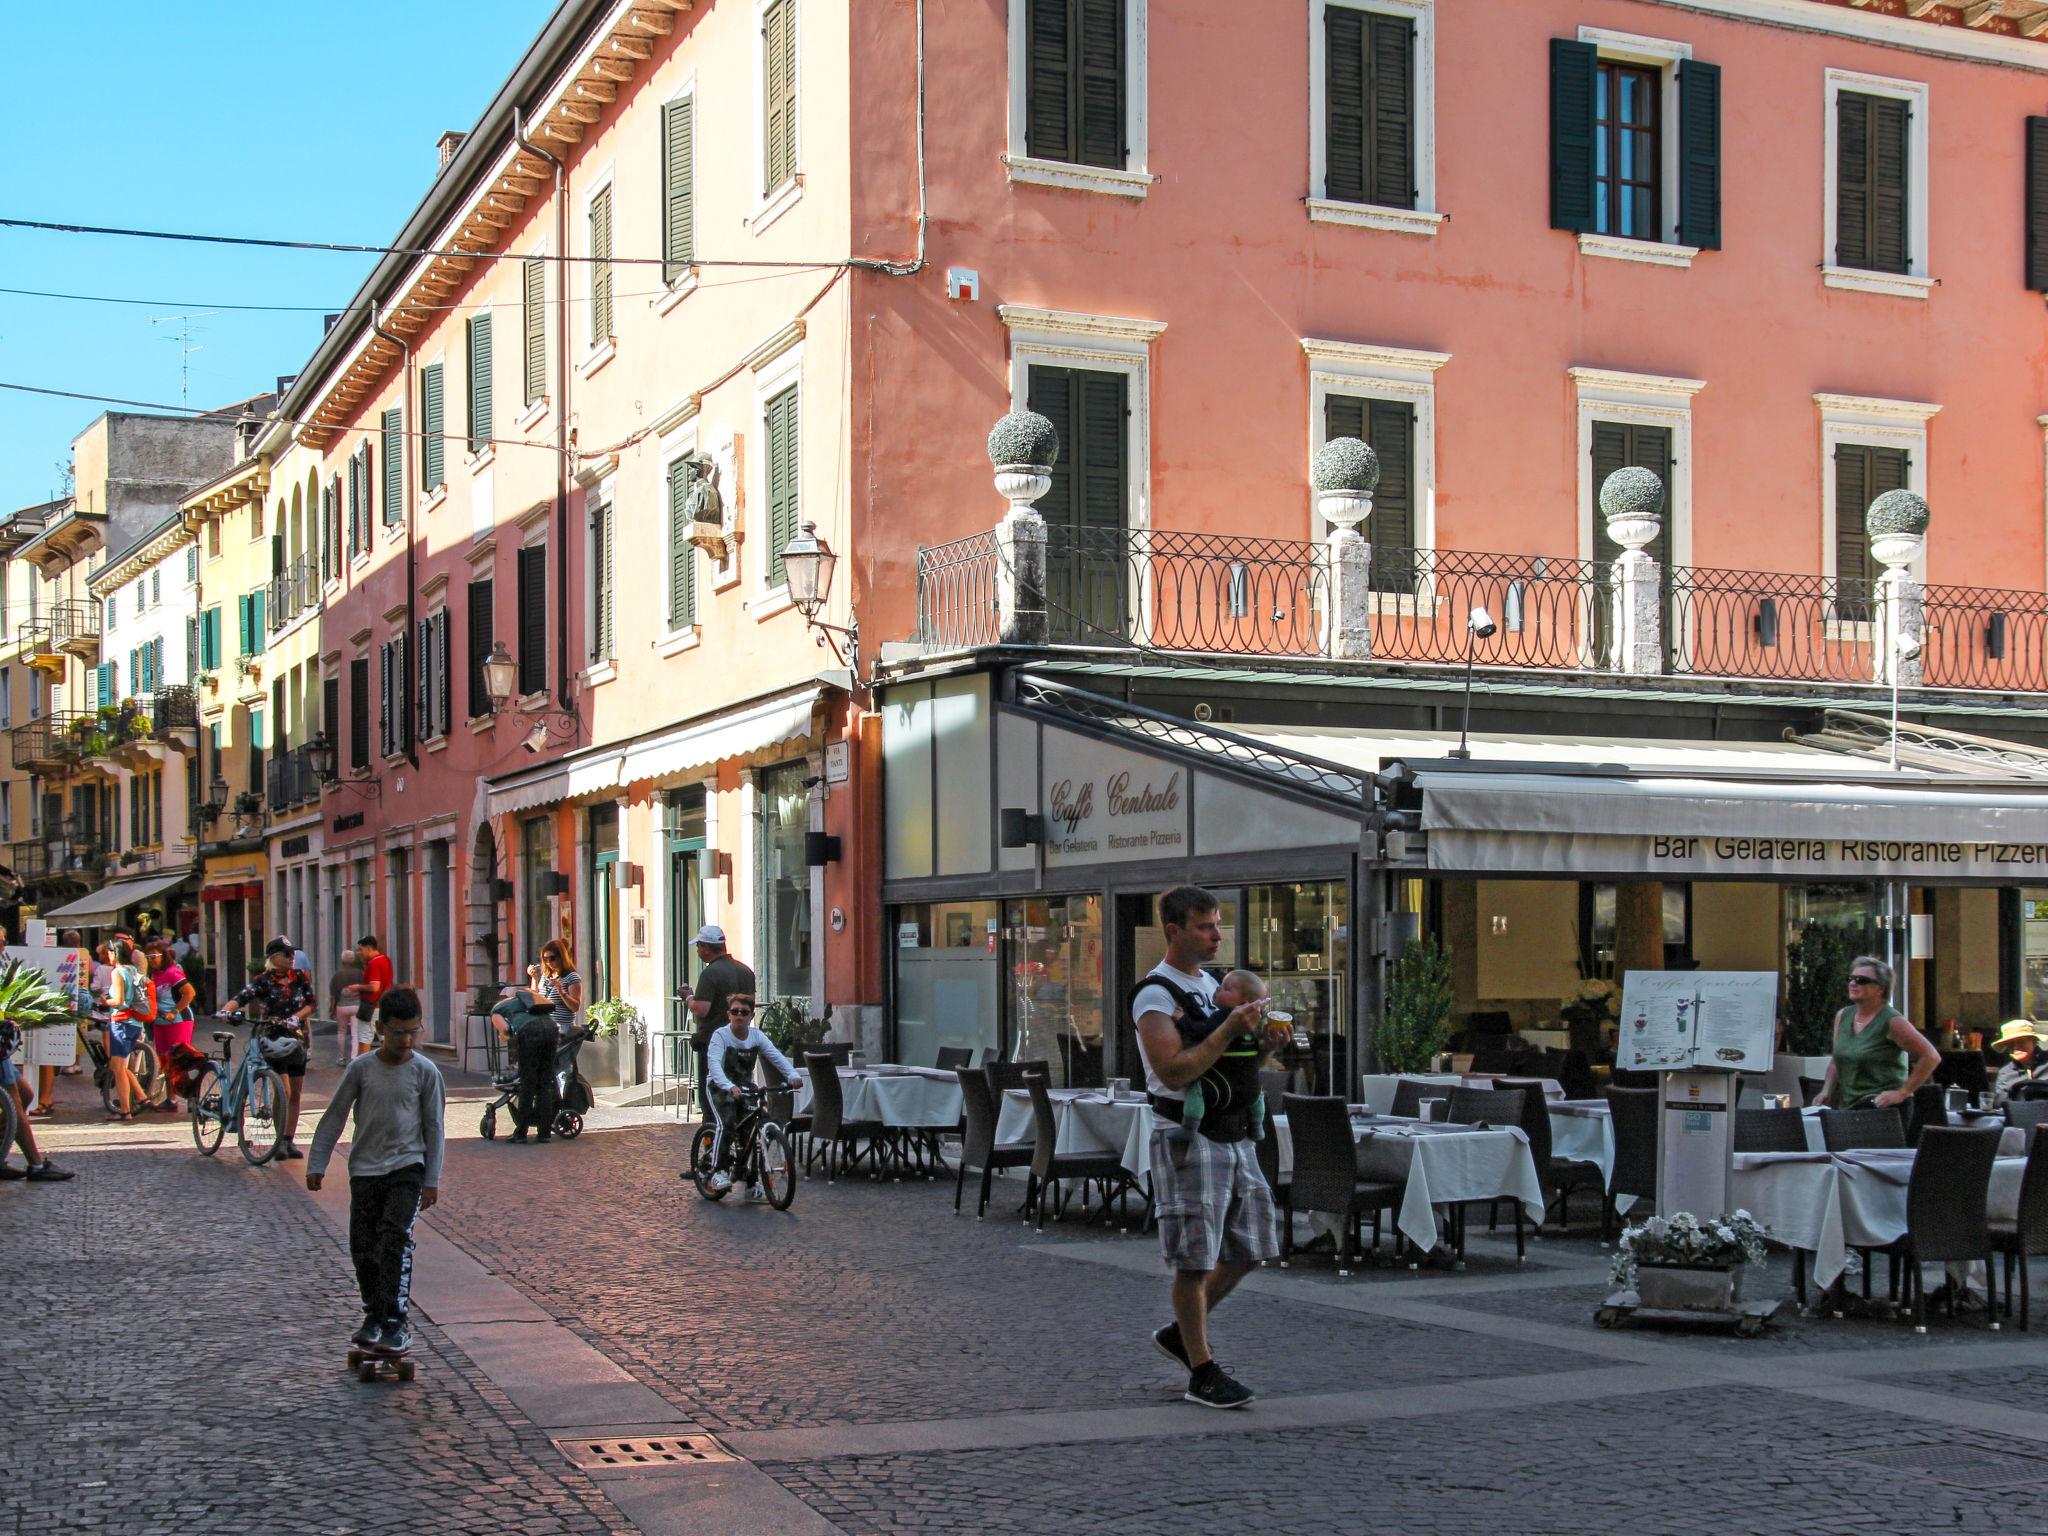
[801,774,823,789]
[523,723,549,754]
[1468,605,1499,640]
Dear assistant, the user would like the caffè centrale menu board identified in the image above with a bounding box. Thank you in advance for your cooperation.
[1617,971,1780,1074]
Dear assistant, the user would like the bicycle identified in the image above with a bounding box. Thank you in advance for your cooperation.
[189,1021,289,1165]
[689,1084,796,1209]
[77,1014,161,1115]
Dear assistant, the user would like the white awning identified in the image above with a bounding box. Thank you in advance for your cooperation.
[39,870,192,925]
[484,688,819,819]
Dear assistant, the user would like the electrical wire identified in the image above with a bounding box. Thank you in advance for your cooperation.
[0,282,743,314]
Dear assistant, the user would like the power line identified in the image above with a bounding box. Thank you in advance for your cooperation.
[0,275,793,314]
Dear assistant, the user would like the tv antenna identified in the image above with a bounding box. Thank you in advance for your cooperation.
[148,310,215,407]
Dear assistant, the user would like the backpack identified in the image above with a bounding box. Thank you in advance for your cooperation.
[117,965,157,1023]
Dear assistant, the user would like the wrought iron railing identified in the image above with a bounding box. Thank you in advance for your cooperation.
[1921,584,2048,692]
[913,532,1001,649]
[1364,549,1614,670]
[1051,527,1330,656]
[51,598,100,653]
[1665,566,1876,683]
[10,712,92,771]
[150,684,199,738]
[6,841,47,882]
[266,742,320,811]
[268,557,318,632]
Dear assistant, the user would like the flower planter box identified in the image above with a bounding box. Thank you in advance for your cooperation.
[1636,1262,1743,1312]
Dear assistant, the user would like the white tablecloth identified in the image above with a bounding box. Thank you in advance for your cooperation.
[1795,1105,2023,1156]
[1359,1073,1564,1115]
[1272,1116,1545,1254]
[793,1067,963,1129]
[995,1088,1156,1180]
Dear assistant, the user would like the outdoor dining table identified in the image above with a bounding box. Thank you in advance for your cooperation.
[1358,1073,1564,1116]
[1729,1146,2027,1291]
[792,1065,964,1130]
[995,1086,1157,1182]
[1271,1112,1546,1255]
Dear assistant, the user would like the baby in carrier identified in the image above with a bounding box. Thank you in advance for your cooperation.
[1176,969,1270,1142]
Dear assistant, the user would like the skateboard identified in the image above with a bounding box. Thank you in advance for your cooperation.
[345,1343,416,1382]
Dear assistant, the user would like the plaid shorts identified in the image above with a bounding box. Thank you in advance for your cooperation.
[1150,1121,1279,1272]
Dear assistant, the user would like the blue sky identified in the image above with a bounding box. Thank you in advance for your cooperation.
[0,0,558,512]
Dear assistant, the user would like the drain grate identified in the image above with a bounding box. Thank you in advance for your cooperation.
[554,1435,734,1469]
[1850,1445,2045,1491]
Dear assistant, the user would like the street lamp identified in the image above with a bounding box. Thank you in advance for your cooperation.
[307,732,337,783]
[200,772,229,826]
[481,640,520,712]
[1448,605,1498,761]
[780,520,860,682]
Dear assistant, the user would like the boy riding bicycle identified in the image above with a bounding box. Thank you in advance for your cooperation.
[704,993,801,1196]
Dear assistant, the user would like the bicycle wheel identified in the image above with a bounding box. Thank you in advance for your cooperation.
[689,1124,725,1199]
[130,1040,161,1103]
[191,1069,226,1156]
[756,1122,795,1210]
[238,1072,286,1165]
[0,1080,18,1159]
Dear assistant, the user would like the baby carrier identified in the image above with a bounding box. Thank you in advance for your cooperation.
[1129,970,1262,1142]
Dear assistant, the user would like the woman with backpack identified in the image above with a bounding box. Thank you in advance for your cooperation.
[104,940,156,1121]
[146,941,198,1113]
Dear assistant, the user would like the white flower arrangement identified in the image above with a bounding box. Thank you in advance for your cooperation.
[1609,1208,1770,1289]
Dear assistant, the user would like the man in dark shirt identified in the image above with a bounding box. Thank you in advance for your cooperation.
[682,924,755,1121]
[220,937,320,1158]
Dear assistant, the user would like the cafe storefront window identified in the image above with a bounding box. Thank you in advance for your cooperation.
[1006,894,1104,1086]
[1248,880,1348,1096]
[760,762,811,1004]
[891,901,1000,1068]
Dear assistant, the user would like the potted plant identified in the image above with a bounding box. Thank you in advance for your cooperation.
[759,996,831,1061]
[232,790,264,819]
[0,957,85,1097]
[585,996,647,1088]
[1376,937,1453,1073]
[1610,1210,1770,1310]
[1560,977,1618,1050]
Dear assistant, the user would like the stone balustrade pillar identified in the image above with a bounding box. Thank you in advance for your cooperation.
[1866,490,1931,689]
[1600,466,1667,676]
[985,410,1062,648]
[1313,439,1380,662]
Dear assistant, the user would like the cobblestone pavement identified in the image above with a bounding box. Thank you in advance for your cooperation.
[14,1057,2048,1536]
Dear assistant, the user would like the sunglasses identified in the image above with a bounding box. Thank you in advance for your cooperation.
[1849,975,1880,986]
[728,1006,756,1017]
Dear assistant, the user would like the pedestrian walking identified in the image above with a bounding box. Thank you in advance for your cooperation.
[338,935,393,1058]
[219,938,317,1158]
[104,940,156,1122]
[306,988,446,1357]
[1132,885,1282,1410]
[680,925,753,1120]
[329,949,365,1065]
[144,941,197,1114]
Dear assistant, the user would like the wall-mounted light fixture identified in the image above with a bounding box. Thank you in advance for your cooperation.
[999,808,1045,848]
[306,732,381,798]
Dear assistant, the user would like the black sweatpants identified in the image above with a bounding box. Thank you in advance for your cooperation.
[348,1164,424,1323]
[514,1020,559,1135]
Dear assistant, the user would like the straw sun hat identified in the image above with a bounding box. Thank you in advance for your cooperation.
[1994,1019,2041,1049]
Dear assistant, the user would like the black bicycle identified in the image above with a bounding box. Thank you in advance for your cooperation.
[688,1084,796,1209]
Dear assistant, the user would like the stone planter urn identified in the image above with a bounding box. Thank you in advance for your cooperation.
[987,409,1060,509]
[1865,488,1930,574]
[1636,1262,1743,1312]
[1311,436,1380,531]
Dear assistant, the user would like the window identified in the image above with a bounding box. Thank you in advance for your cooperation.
[1023,0,1122,170]
[762,0,798,194]
[348,657,370,771]
[0,668,9,729]
[516,544,547,697]
[383,408,404,521]
[1815,391,1936,608]
[345,453,362,559]
[186,546,198,583]
[1833,442,1908,620]
[318,480,334,581]
[1570,365,1703,570]
[431,609,451,739]
[151,570,161,606]
[322,675,338,744]
[665,457,698,632]
[199,605,222,669]
[1823,69,1929,295]
[104,594,116,629]
[762,386,800,590]
[588,185,614,347]
[1324,393,1417,589]
[466,315,492,454]
[663,95,695,282]
[207,520,221,558]
[247,706,265,793]
[237,591,266,656]
[414,617,433,745]
[522,257,546,406]
[466,577,494,719]
[588,496,615,663]
[378,632,410,759]
[1591,421,1674,566]
[420,365,445,492]
[2028,117,2048,294]
[1027,364,1126,642]
[521,816,555,961]
[1550,33,1720,259]
[1317,2,1420,214]
[760,761,812,1001]
[186,616,197,677]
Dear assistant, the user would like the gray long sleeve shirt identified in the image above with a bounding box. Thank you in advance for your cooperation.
[307,1051,447,1185]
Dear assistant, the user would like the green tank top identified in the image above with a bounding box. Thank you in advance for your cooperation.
[1832,1003,1906,1107]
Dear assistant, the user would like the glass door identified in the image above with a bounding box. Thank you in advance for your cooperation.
[664,788,707,1082]
[589,806,619,1006]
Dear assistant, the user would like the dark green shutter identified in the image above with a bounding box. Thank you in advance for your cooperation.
[1834,443,1908,605]
[765,387,801,588]
[1367,399,1415,590]
[516,544,547,697]
[250,590,265,652]
[522,256,546,404]
[2027,117,2048,291]
[764,0,797,190]
[1325,6,1367,203]
[467,315,492,454]
[1838,91,1909,274]
[1076,0,1124,168]
[1550,38,1598,233]
[433,609,452,739]
[415,619,430,746]
[323,675,338,745]
[1028,364,1129,643]
[345,455,360,556]
[378,641,393,759]
[1325,8,1415,207]
[1677,59,1721,250]
[1025,0,1072,163]
[236,594,251,656]
[667,458,696,630]
[420,364,445,490]
[590,500,615,661]
[382,410,403,522]
[663,97,695,282]
[349,656,370,770]
[466,578,494,719]
[590,186,614,342]
[1026,0,1123,169]
[1591,421,1673,567]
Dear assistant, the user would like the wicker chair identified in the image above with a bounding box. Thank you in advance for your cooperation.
[1503,1077,1604,1239]
[1734,1107,1808,1153]
[1992,1125,2048,1330]
[1446,1086,1523,1128]
[1280,1093,1402,1274]
[1023,1073,1143,1231]
[803,1051,886,1181]
[812,1041,853,1066]
[1797,1075,1825,1106]
[1390,1078,1443,1120]
[1905,1083,1951,1146]
[985,1058,1049,1094]
[1606,1086,1658,1227]
[1881,1126,2002,1332]
[1819,1106,1908,1151]
[2008,1100,2048,1133]
[953,1067,1034,1219]
[935,1046,973,1072]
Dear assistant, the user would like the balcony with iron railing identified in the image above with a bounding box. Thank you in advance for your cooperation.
[10,712,93,772]
[6,840,47,883]
[266,742,321,812]
[149,684,199,742]
[267,557,319,634]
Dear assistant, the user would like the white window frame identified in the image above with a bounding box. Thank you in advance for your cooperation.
[656,73,701,313]
[1302,339,1448,553]
[1571,367,1706,575]
[1572,26,1698,267]
[1003,0,1156,199]
[999,305,1164,538]
[751,335,806,612]
[1815,394,1936,627]
[581,166,618,373]
[657,422,703,655]
[1307,0,1441,237]
[751,0,804,233]
[1822,68,1933,300]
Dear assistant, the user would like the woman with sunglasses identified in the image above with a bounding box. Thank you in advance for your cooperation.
[1813,955,1940,1112]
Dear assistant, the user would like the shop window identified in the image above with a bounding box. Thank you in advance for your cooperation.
[1246,881,1349,1097]
[892,901,1001,1068]
[521,816,555,963]
[2021,891,2048,1018]
[760,762,812,1004]
[1579,882,1692,976]
[1005,893,1104,1087]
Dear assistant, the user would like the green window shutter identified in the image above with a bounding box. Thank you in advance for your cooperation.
[517,544,547,696]
[2028,117,2048,292]
[433,609,452,739]
[1027,363,1128,643]
[667,457,696,629]
[1076,0,1124,168]
[186,616,198,676]
[1324,7,1414,208]
[466,577,493,720]
[764,0,798,190]
[1024,0,1124,170]
[590,500,615,661]
[765,387,801,588]
[378,641,393,759]
[467,315,492,453]
[236,594,250,656]
[663,97,696,282]
[1676,59,1722,250]
[383,409,404,520]
[420,364,445,490]
[345,454,360,556]
[1025,0,1072,163]
[1365,399,1415,591]
[349,657,370,770]
[1323,393,1364,443]
[250,590,266,652]
[1549,38,1598,233]
[1324,5,1367,203]
[1838,91,1909,274]
[1591,421,1673,567]
[523,257,546,405]
[590,186,614,343]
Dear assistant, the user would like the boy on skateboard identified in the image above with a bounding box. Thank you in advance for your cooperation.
[306,987,445,1358]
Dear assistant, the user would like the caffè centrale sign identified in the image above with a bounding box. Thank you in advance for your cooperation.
[1429,830,2048,880]
[1042,734,1188,868]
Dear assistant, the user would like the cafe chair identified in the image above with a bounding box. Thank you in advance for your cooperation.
[985,1058,1049,1094]
[1606,1087,1659,1229]
[1503,1077,1604,1241]
[1936,1050,1992,1108]
[1819,1107,1908,1152]
[2007,1101,2048,1134]
[803,1051,888,1182]
[1992,1125,2048,1331]
[813,1041,853,1067]
[954,1067,1034,1220]
[1468,1037,1517,1076]
[1905,1083,1951,1147]
[1734,1107,1807,1154]
[1390,1079,1436,1120]
[1022,1073,1142,1232]
[1254,1113,1290,1245]
[1797,1075,1826,1106]
[1881,1126,2002,1334]
[935,1046,973,1072]
[1446,1087,1522,1127]
[1056,1033,1105,1089]
[1280,1093,1402,1276]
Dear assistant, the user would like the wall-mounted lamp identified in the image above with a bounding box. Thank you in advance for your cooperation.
[999,808,1045,848]
[803,831,842,867]
[306,732,380,797]
[481,640,520,713]
[535,870,571,897]
[781,521,861,686]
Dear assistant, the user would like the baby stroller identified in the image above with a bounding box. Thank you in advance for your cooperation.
[479,991,593,1141]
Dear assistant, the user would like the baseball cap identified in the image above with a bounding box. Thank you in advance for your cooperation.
[691,924,726,946]
[265,936,295,958]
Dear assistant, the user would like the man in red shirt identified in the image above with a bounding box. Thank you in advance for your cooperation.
[340,935,395,1058]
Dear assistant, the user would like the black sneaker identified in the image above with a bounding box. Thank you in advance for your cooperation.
[1152,1323,1190,1370]
[282,1144,305,1161]
[1184,1361,1254,1410]
[509,1130,529,1144]
[0,1163,25,1181]
[25,1162,76,1183]
[350,1314,383,1349]
[377,1317,413,1355]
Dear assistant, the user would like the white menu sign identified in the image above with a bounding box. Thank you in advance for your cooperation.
[1618,970,1779,1073]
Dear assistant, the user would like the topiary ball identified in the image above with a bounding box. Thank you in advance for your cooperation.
[986,410,1060,469]
[1312,436,1380,494]
[1599,465,1666,521]
[1865,488,1930,537]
